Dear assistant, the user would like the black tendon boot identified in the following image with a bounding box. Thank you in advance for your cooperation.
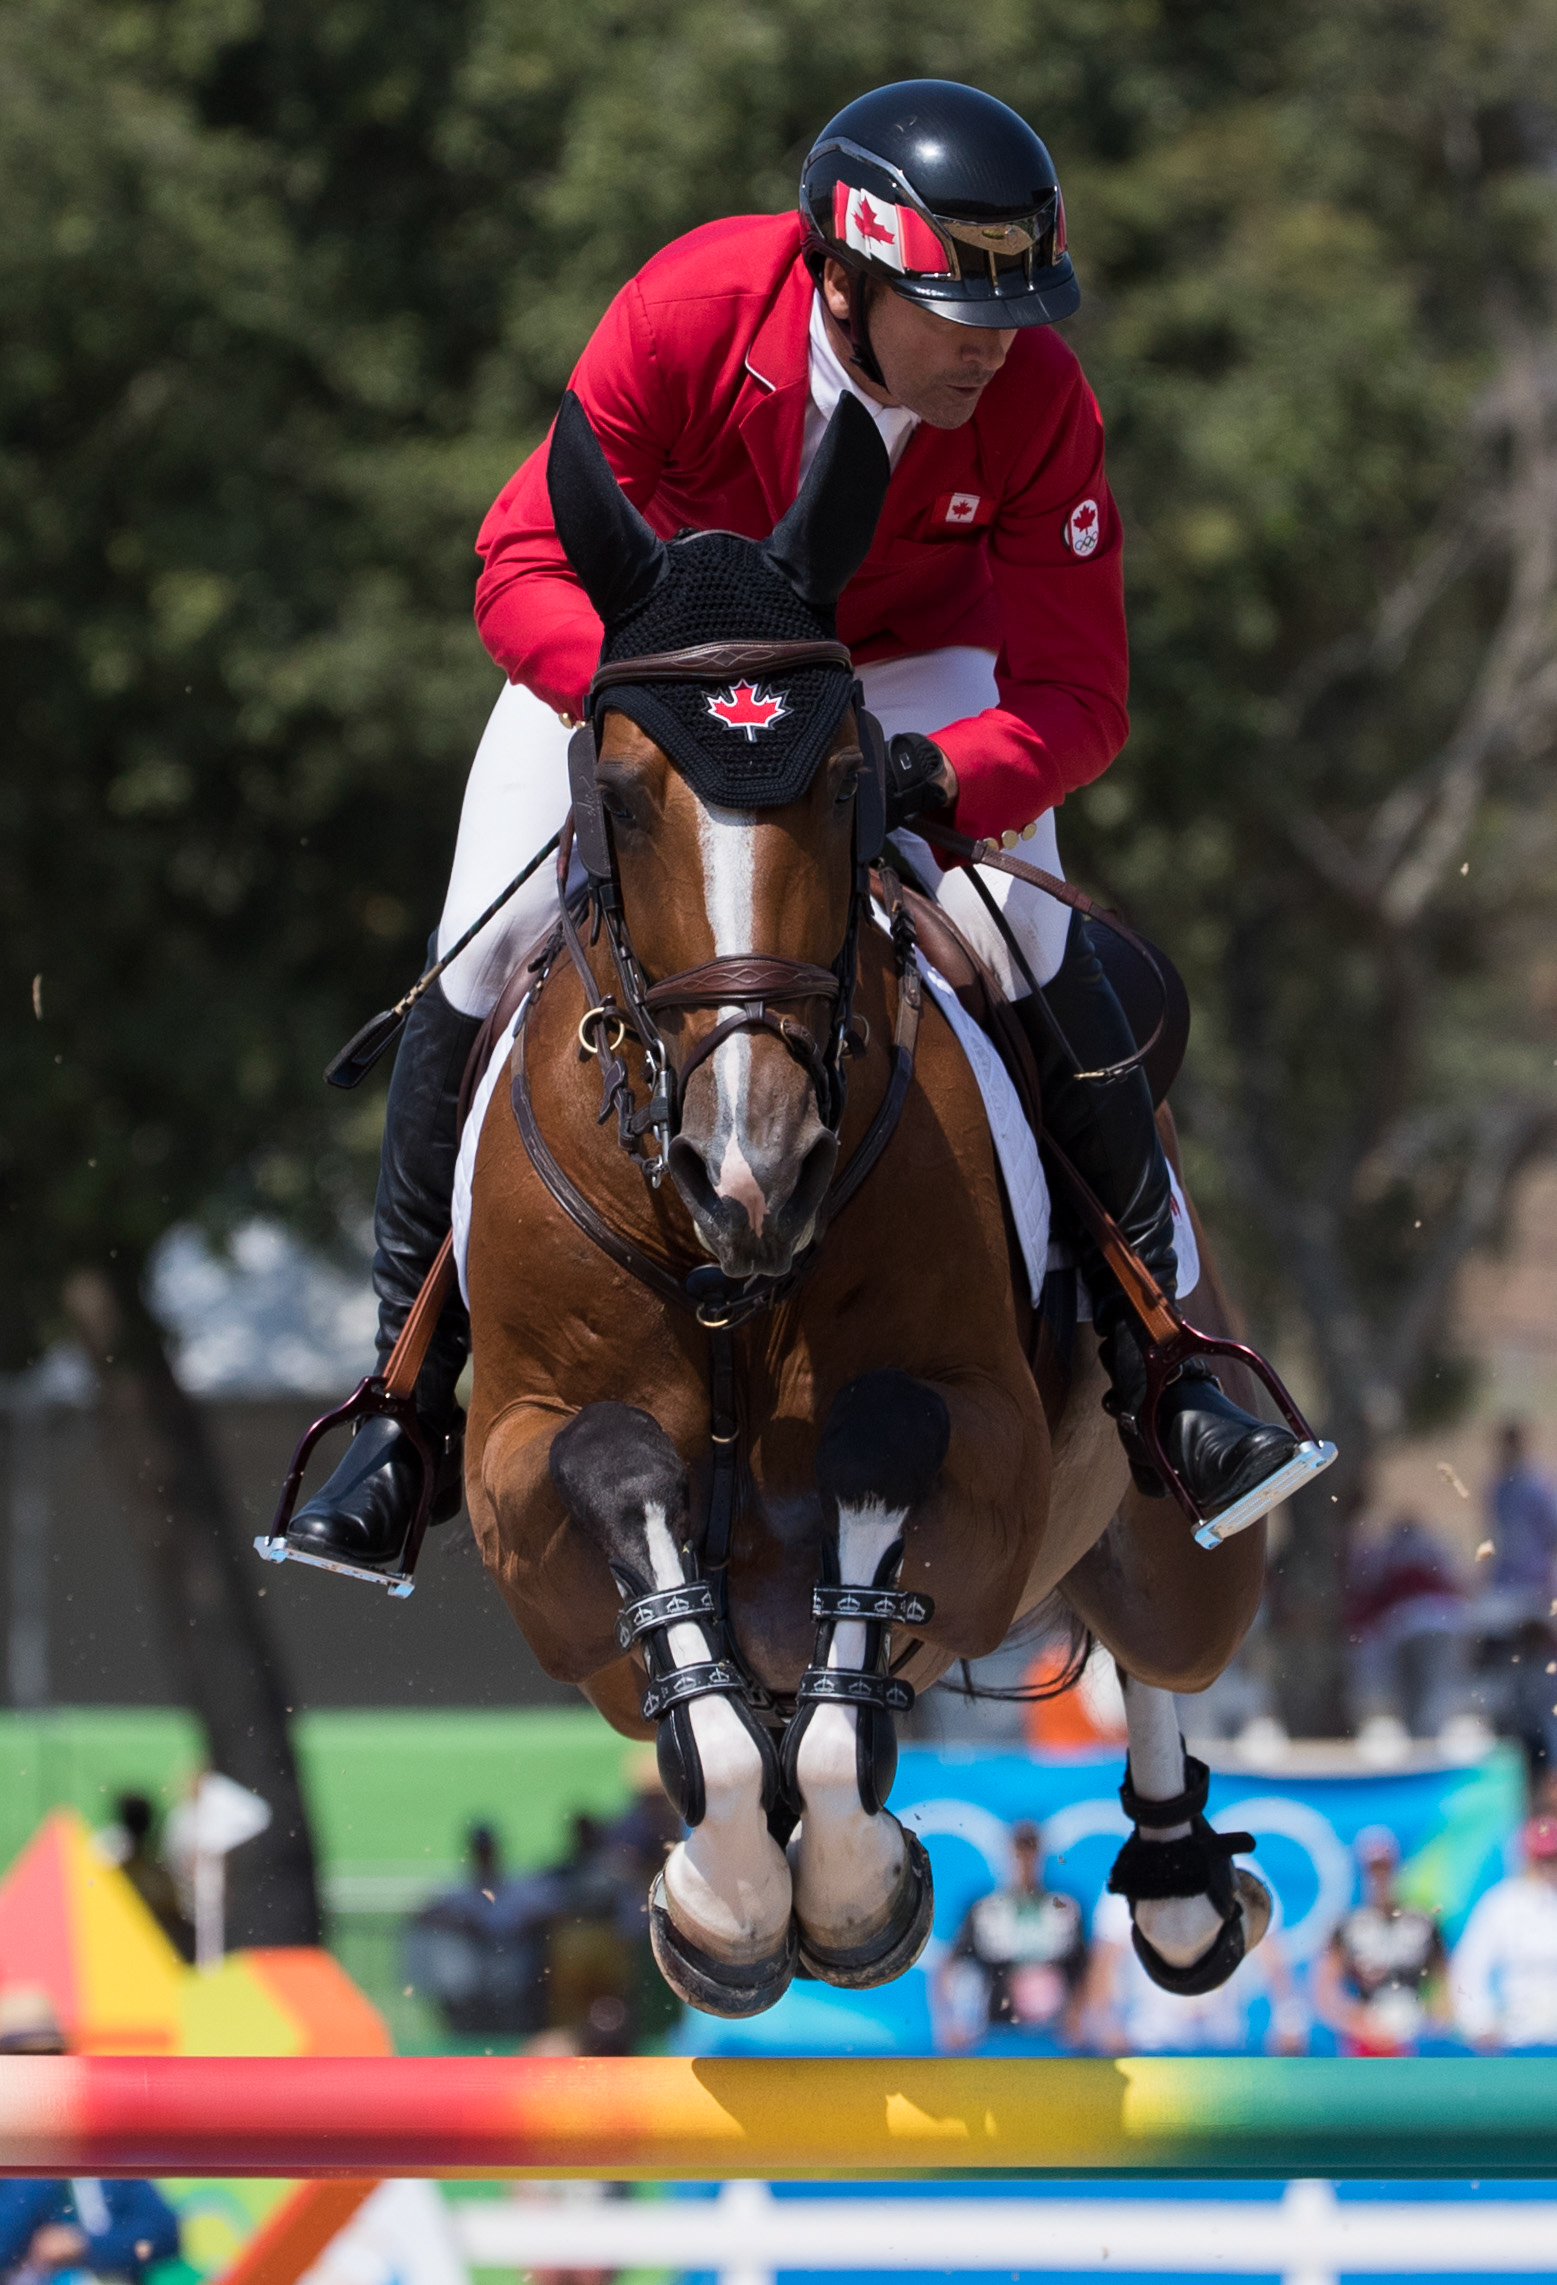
[550,1403,797,2020]
[287,976,484,1569]
[1107,1750,1270,1995]
[780,1537,937,1987]
[780,1370,945,1989]
[1027,915,1300,1527]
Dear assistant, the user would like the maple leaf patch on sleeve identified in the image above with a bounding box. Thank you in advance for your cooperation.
[1065,498,1101,557]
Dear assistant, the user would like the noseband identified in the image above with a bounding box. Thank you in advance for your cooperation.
[557,639,887,1182]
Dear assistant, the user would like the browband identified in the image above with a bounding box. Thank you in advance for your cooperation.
[588,638,853,701]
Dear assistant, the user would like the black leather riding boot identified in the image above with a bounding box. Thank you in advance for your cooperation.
[1022,914,1297,1521]
[287,975,484,1568]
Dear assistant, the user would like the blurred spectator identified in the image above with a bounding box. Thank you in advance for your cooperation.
[1451,1812,1557,2051]
[404,1823,555,2039]
[1460,1426,1557,1775]
[596,1754,683,2047]
[1311,1827,1448,2055]
[97,1794,195,1961]
[0,1991,179,2280]
[935,1821,1087,2051]
[540,1814,640,2054]
[597,1750,681,1890]
[1346,1517,1468,1738]
[407,1811,660,2052]
[1502,1617,1557,1786]
[1486,1423,1557,1612]
[1084,1890,1306,2055]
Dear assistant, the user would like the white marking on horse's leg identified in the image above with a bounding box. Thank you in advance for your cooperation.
[791,1499,907,1948]
[1121,1671,1224,1966]
[639,1503,791,1962]
[696,804,768,1216]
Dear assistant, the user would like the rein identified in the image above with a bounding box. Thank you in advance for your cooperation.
[916,820,1168,1084]
[512,842,921,1577]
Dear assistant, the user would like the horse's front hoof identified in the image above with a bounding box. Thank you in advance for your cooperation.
[648,1873,798,2019]
[1131,1866,1272,1997]
[795,1827,934,1990]
[1232,1865,1272,1951]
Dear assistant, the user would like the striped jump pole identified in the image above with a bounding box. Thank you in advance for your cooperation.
[0,2056,1555,2179]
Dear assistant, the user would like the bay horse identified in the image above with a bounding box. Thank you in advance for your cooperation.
[461,392,1270,2016]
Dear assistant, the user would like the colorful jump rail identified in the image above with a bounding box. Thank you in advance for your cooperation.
[1,2056,1556,2179]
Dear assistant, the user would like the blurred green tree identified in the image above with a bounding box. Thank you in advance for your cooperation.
[1059,0,1557,1727]
[0,0,506,1937]
[5,0,1557,1764]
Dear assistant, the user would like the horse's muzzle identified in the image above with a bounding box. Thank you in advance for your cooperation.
[668,1116,838,1278]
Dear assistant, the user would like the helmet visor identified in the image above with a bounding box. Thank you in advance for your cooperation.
[937,191,1066,282]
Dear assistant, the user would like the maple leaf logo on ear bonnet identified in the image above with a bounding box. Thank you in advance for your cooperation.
[706,682,791,742]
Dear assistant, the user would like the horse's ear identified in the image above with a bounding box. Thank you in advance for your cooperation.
[547,390,668,625]
[763,393,891,616]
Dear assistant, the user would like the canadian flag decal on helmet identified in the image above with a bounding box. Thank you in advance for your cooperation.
[707,682,791,740]
[1065,498,1100,557]
[832,181,950,275]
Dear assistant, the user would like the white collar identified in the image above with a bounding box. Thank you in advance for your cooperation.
[800,290,919,487]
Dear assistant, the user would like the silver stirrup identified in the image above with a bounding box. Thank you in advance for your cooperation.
[253,1533,417,1597]
[1192,1437,1338,1550]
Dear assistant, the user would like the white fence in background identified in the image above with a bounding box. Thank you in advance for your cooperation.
[451,2174,1557,2285]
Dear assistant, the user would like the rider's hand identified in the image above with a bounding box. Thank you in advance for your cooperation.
[884,732,958,830]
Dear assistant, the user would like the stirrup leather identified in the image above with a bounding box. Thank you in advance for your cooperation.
[258,1232,459,1595]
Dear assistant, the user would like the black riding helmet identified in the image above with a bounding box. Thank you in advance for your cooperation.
[800,80,1078,386]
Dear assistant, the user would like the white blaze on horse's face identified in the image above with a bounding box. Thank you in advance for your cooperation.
[697,804,764,1229]
[665,798,839,1280]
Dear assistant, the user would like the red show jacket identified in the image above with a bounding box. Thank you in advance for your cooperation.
[475,214,1128,842]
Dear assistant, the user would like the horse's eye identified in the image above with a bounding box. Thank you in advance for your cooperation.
[600,786,636,826]
[835,769,861,807]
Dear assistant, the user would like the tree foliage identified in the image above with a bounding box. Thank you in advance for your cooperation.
[5,0,1557,1739]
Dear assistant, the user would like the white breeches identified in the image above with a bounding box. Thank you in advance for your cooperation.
[435,646,1072,1018]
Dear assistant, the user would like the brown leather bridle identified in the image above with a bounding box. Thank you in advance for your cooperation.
[554,638,884,1181]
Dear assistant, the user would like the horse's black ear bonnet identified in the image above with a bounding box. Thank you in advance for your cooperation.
[547,390,890,811]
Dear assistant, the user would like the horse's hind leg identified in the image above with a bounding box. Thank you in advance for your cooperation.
[1107,1673,1272,1995]
[782,1371,945,1987]
[548,1402,795,2018]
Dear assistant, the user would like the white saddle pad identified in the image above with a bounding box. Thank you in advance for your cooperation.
[449,967,1197,1312]
[452,999,528,1307]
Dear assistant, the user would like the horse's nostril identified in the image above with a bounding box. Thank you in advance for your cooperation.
[667,1135,720,1221]
[789,1129,838,1229]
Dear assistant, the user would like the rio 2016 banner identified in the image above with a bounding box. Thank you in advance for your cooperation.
[682,1744,1525,2059]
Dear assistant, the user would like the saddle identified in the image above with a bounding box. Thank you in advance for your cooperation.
[892,868,1190,1117]
[887,870,1196,1426]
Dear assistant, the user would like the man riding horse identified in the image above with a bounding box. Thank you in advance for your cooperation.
[287,78,1309,1576]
